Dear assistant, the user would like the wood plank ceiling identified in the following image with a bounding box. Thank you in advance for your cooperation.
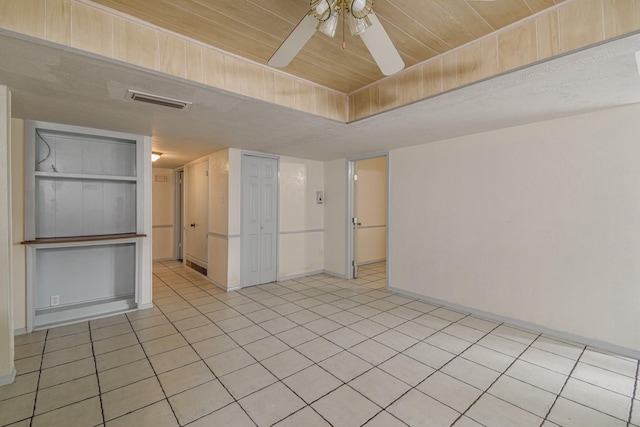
[92,0,566,93]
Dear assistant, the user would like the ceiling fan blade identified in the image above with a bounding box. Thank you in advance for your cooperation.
[359,13,405,76]
[268,14,318,68]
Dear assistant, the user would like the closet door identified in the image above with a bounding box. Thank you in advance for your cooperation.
[241,155,278,286]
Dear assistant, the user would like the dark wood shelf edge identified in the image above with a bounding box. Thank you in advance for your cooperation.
[22,233,147,245]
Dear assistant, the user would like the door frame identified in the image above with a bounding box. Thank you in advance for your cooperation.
[240,151,280,287]
[183,158,209,269]
[173,168,184,261]
[346,152,390,285]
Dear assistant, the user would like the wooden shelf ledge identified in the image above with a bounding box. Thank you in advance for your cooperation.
[22,233,146,245]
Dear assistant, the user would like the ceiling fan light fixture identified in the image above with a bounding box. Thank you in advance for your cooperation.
[347,13,371,36]
[311,0,337,20]
[318,9,339,37]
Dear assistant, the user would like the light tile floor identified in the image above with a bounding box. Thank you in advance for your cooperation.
[3,261,639,427]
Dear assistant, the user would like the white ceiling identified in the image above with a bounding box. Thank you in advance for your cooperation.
[2,29,640,169]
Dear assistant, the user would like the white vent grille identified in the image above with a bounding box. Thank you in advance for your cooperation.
[126,89,192,110]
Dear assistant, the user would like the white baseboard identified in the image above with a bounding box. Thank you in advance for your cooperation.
[323,270,348,279]
[14,328,27,336]
[0,368,16,386]
[138,302,154,310]
[388,286,640,360]
[278,270,324,281]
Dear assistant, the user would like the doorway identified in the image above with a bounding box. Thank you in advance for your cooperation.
[185,159,208,273]
[348,155,388,280]
[241,154,278,286]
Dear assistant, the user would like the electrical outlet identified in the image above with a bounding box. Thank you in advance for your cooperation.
[51,295,60,306]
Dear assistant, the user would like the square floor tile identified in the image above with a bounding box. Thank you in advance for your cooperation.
[547,397,627,427]
[99,359,155,393]
[304,318,342,335]
[41,344,93,369]
[158,360,216,396]
[319,351,373,382]
[46,322,89,339]
[105,399,178,427]
[169,380,234,425]
[284,365,342,404]
[90,323,133,342]
[94,344,146,372]
[273,406,331,427]
[296,337,342,363]
[261,349,313,379]
[349,367,411,407]
[388,389,460,427]
[379,354,435,386]
[216,315,255,333]
[571,362,636,396]
[312,385,381,427]
[520,347,576,375]
[505,360,567,394]
[44,332,90,353]
[181,323,224,343]
[243,336,289,361]
[0,372,39,401]
[417,371,482,413]
[492,325,538,346]
[228,324,270,346]
[34,375,99,415]
[187,402,255,427]
[204,347,256,377]
[0,392,35,425]
[363,410,408,427]
[531,336,584,361]
[14,354,42,375]
[348,339,398,366]
[324,327,368,349]
[239,381,305,427]
[404,342,455,370]
[477,334,528,357]
[488,375,555,417]
[424,332,471,355]
[134,324,178,343]
[41,359,96,393]
[276,326,318,347]
[141,333,188,356]
[394,321,437,340]
[467,393,543,427]
[560,377,631,420]
[259,317,297,335]
[149,345,201,374]
[32,396,102,427]
[93,333,139,356]
[461,344,515,372]
[372,329,418,352]
[192,334,238,358]
[102,377,165,421]
[220,363,278,399]
[441,357,501,391]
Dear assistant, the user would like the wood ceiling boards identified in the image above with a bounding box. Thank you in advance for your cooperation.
[91,0,566,93]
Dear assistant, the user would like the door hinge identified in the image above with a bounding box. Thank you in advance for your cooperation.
[206,170,209,177]
[353,174,358,181]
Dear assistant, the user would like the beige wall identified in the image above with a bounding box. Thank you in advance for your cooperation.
[356,157,386,264]
[389,105,640,357]
[151,167,174,261]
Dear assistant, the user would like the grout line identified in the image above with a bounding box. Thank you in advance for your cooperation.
[627,360,639,427]
[87,324,106,426]
[540,346,587,425]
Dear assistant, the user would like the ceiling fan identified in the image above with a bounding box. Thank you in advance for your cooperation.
[268,0,405,76]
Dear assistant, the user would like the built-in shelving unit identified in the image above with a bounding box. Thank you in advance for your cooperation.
[23,121,152,331]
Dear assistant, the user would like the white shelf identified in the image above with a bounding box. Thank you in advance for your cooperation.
[34,171,137,182]
[34,295,136,329]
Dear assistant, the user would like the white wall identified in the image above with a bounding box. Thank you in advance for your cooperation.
[0,86,15,384]
[356,157,386,264]
[324,158,348,277]
[152,168,174,260]
[389,105,640,356]
[208,149,229,288]
[279,156,324,279]
[11,119,25,333]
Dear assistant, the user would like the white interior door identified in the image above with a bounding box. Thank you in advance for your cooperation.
[185,160,208,268]
[241,155,278,286]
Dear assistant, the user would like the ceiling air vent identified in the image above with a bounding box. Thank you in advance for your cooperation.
[126,89,192,110]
